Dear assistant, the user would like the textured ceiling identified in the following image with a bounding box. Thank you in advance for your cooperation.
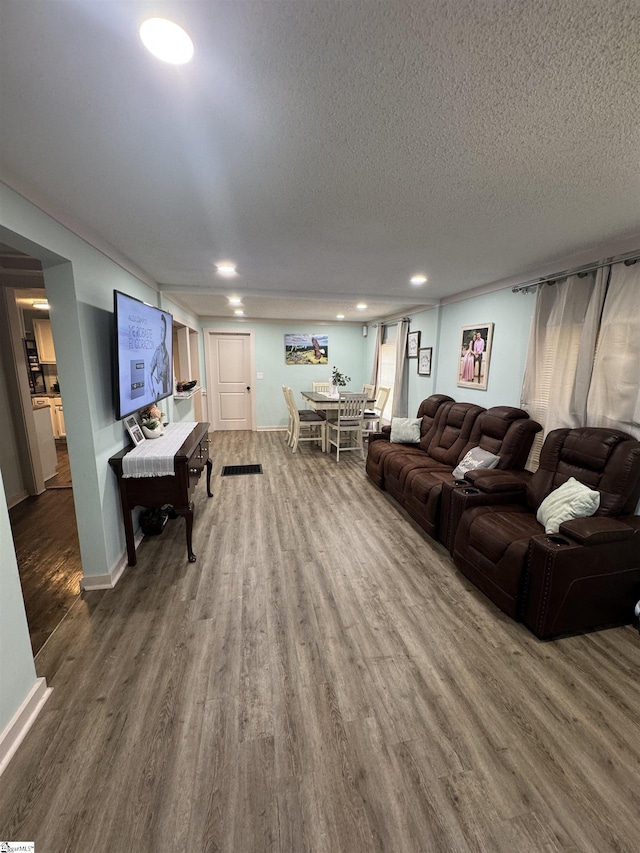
[1,0,639,322]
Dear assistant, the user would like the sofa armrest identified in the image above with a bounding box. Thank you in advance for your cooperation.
[521,529,640,638]
[559,516,634,546]
[368,431,390,444]
[465,468,529,494]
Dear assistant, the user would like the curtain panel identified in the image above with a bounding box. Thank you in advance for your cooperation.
[586,261,640,439]
[521,259,640,469]
[392,320,409,417]
[370,323,384,388]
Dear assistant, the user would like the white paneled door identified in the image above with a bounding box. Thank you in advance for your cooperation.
[205,331,255,431]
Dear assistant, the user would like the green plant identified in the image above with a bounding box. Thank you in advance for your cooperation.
[140,404,164,430]
[331,366,351,387]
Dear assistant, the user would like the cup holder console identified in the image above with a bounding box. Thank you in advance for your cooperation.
[454,479,467,486]
[461,487,480,495]
[547,535,570,546]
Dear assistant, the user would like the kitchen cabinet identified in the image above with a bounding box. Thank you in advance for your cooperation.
[33,318,57,363]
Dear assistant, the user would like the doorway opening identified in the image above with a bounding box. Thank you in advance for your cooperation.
[1,245,81,656]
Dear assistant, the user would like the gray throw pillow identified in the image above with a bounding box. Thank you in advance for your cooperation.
[390,417,421,444]
[452,446,500,479]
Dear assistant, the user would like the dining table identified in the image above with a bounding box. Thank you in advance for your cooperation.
[300,390,376,413]
[300,390,377,451]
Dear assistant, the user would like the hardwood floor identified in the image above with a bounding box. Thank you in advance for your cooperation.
[1,430,639,852]
[8,443,82,654]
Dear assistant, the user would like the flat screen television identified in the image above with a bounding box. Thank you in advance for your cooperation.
[113,290,173,419]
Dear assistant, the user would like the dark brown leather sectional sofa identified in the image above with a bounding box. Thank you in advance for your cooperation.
[366,396,640,638]
[366,395,541,540]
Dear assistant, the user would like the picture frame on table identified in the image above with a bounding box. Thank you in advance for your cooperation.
[418,347,433,376]
[457,322,494,391]
[407,331,421,358]
[124,414,145,446]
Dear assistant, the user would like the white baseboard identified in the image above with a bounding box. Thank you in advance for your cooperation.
[80,528,144,590]
[257,426,287,432]
[0,677,51,777]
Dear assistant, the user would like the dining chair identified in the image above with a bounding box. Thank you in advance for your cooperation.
[363,383,375,398]
[363,385,391,436]
[284,386,326,452]
[282,385,294,446]
[312,381,331,394]
[326,393,368,461]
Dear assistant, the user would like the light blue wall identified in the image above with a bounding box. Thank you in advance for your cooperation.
[0,186,201,585]
[0,469,38,733]
[403,289,536,415]
[200,320,369,428]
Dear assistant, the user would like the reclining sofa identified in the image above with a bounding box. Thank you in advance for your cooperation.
[366,395,541,541]
[451,427,640,638]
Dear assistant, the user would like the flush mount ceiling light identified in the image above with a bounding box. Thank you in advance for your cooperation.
[234,309,245,316]
[357,303,367,310]
[228,296,242,306]
[139,18,194,65]
[336,314,345,319]
[410,274,428,285]
[216,262,237,278]
[32,301,50,310]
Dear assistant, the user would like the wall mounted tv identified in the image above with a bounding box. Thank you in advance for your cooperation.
[114,290,173,420]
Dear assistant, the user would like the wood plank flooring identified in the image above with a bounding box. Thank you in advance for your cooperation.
[8,447,82,655]
[1,430,639,852]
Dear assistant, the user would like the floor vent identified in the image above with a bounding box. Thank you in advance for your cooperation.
[221,464,263,477]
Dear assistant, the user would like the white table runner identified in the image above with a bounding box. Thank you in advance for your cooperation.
[122,421,198,478]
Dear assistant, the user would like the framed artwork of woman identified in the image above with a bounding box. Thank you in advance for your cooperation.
[457,323,494,390]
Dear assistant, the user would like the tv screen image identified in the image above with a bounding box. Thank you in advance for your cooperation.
[114,290,173,419]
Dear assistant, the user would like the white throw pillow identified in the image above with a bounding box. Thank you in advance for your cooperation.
[452,447,500,479]
[536,477,601,534]
[390,417,421,444]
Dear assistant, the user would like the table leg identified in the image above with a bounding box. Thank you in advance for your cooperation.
[175,502,196,562]
[206,457,213,497]
[118,482,138,566]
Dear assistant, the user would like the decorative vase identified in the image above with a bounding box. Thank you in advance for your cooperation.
[142,424,164,439]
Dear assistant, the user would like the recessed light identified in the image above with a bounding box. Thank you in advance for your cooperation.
[410,274,428,285]
[357,303,367,310]
[139,18,194,65]
[32,301,50,310]
[228,297,242,306]
[234,309,244,316]
[336,314,345,319]
[216,262,237,278]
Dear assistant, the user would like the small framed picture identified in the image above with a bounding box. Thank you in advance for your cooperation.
[407,330,421,358]
[418,347,432,376]
[124,414,145,446]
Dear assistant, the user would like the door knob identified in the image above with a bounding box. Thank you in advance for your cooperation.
[246,386,251,391]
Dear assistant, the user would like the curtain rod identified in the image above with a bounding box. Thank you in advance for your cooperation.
[511,250,640,294]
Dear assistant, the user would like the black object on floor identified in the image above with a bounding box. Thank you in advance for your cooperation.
[221,464,263,477]
[140,506,170,535]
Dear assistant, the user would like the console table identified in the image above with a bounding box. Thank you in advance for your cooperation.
[109,422,213,566]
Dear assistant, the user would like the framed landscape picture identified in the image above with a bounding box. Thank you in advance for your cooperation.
[418,347,432,376]
[407,330,421,358]
[457,323,493,391]
[284,333,329,365]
